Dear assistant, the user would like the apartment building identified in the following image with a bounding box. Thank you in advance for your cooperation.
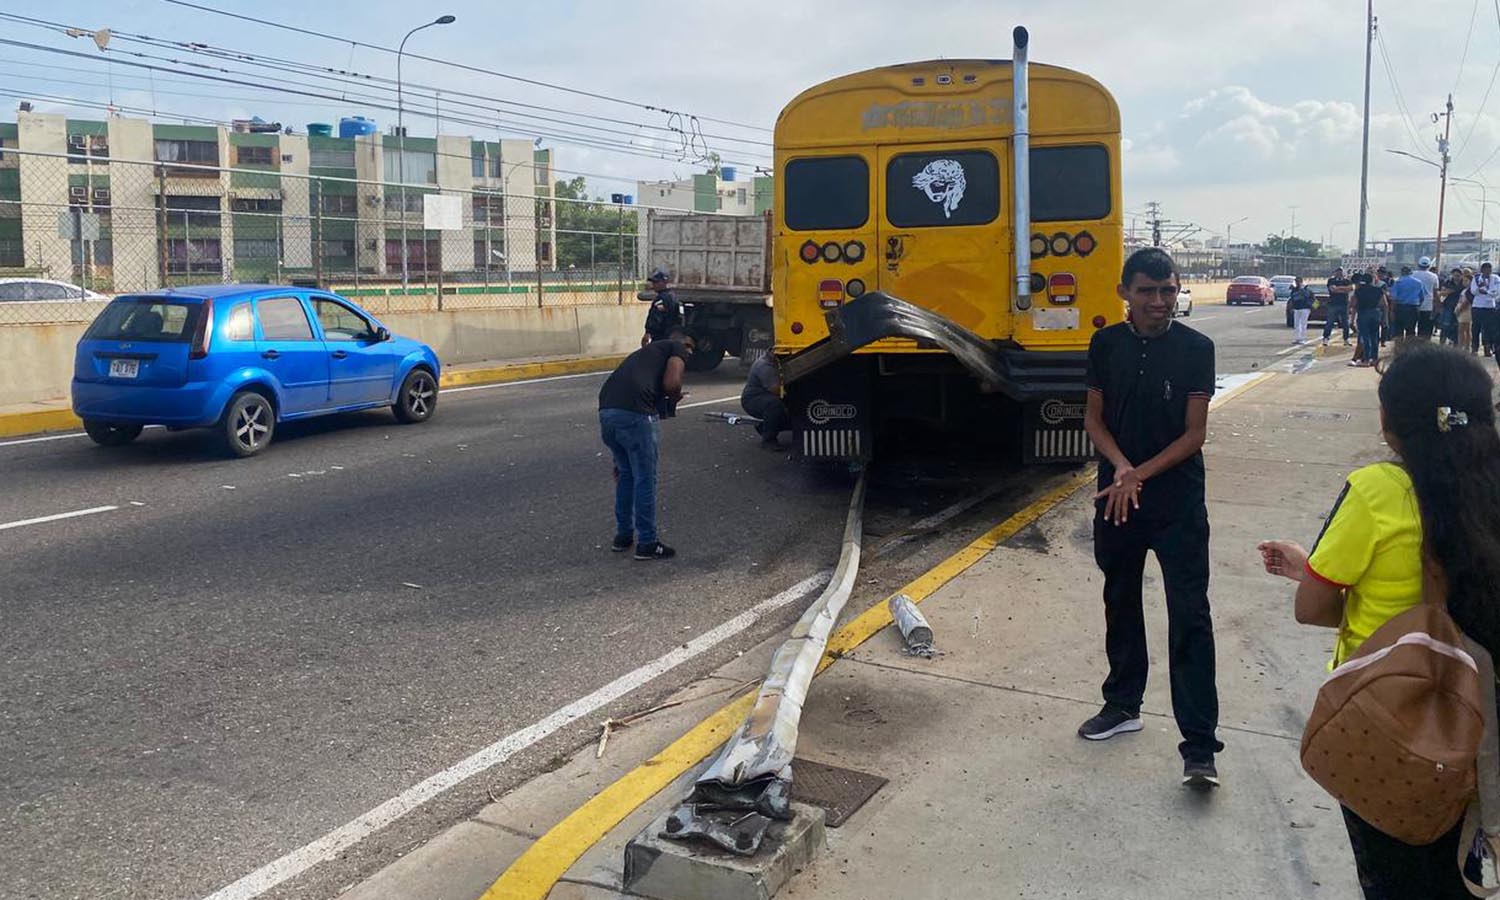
[636,170,772,216]
[0,110,557,292]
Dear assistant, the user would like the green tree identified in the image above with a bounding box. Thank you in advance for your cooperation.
[553,177,638,272]
[1262,234,1322,258]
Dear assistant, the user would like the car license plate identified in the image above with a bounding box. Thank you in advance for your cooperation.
[109,358,139,379]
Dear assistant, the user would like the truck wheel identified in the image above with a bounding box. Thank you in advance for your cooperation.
[685,333,726,372]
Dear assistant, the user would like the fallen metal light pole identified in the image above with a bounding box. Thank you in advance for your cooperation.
[663,472,867,856]
[888,593,936,658]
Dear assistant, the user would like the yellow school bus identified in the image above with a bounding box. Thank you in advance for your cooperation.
[772,28,1122,462]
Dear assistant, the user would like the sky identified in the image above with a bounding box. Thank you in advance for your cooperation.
[3,0,1493,253]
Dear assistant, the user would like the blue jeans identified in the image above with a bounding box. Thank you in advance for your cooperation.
[599,408,661,544]
[1322,304,1349,341]
[1356,309,1382,362]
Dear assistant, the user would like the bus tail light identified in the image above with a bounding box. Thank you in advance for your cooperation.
[843,241,865,263]
[818,279,844,308]
[1092,315,1108,329]
[800,240,821,263]
[1048,273,1077,304]
[791,321,805,334]
[820,241,844,263]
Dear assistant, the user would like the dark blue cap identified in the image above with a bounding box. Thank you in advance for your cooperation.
[649,268,670,282]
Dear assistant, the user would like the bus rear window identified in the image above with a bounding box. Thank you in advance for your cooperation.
[784,156,869,231]
[84,298,201,343]
[886,150,1000,228]
[1031,145,1111,221]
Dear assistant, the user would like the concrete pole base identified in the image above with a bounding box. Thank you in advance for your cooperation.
[622,802,826,900]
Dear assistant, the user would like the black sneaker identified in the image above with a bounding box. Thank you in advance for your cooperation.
[634,541,676,561]
[611,534,633,552]
[1183,758,1220,789]
[759,438,785,452]
[1077,705,1143,741]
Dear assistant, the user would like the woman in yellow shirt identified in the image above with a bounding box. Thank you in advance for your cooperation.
[1260,342,1500,898]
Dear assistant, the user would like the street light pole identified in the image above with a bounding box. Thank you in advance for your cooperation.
[1359,0,1375,255]
[1225,216,1248,276]
[396,14,455,291]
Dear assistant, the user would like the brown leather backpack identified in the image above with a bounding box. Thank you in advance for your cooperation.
[1301,591,1486,846]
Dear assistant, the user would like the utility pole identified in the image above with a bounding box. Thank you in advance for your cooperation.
[1147,200,1163,247]
[1358,0,1375,255]
[1435,94,1454,269]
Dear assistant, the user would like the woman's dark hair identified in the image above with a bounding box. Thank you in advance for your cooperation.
[1379,342,1500,655]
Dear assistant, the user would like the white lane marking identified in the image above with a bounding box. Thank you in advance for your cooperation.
[0,505,117,532]
[0,432,89,448]
[0,424,165,450]
[198,570,833,900]
[1274,343,1313,357]
[677,395,738,410]
[441,370,609,395]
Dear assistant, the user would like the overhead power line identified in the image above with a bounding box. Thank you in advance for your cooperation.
[1374,29,1428,154]
[156,0,772,134]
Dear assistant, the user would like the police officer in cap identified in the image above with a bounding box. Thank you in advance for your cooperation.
[641,268,684,347]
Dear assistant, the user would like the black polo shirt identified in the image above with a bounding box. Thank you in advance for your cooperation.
[1086,321,1215,515]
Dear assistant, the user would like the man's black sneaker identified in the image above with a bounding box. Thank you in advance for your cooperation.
[759,438,785,452]
[1077,705,1143,741]
[634,541,676,561]
[1183,759,1220,789]
[611,534,633,552]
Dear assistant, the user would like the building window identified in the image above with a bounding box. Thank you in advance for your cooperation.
[162,195,223,229]
[471,150,487,179]
[68,134,108,163]
[310,147,356,169]
[165,237,223,274]
[538,240,551,263]
[383,191,427,214]
[383,147,437,185]
[491,155,502,178]
[236,145,274,166]
[320,194,358,216]
[230,197,283,213]
[0,238,21,266]
[155,139,219,171]
[72,239,113,266]
[534,165,546,186]
[319,239,357,260]
[737,188,747,205]
[384,238,441,272]
[234,238,281,259]
[474,236,505,269]
[472,194,503,224]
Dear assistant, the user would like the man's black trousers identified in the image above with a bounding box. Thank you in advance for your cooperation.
[1094,505,1223,762]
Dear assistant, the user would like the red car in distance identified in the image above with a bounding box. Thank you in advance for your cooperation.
[1226,275,1275,306]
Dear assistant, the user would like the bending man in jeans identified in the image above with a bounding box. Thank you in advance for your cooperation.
[598,330,694,560]
[1079,247,1223,789]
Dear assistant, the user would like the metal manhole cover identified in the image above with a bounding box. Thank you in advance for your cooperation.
[1284,410,1351,421]
[790,758,888,828]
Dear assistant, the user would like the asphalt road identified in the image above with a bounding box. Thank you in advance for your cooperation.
[1,300,1298,900]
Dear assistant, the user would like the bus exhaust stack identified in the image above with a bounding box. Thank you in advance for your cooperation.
[1013,26,1032,312]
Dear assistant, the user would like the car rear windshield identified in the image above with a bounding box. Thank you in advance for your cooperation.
[1232,277,1262,284]
[84,297,201,343]
[784,156,869,231]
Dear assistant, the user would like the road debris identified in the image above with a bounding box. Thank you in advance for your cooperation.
[889,593,938,658]
[594,678,760,759]
[401,582,422,590]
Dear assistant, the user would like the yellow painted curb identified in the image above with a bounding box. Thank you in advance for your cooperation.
[439,355,625,389]
[0,356,625,441]
[0,408,82,439]
[481,469,1095,900]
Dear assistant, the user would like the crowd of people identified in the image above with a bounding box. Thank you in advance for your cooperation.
[1319,258,1500,367]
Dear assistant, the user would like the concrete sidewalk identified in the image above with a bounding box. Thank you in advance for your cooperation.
[335,351,1381,900]
[0,352,624,438]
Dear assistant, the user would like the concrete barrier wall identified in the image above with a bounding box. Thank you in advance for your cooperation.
[0,304,643,408]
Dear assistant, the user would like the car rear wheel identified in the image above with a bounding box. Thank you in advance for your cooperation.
[221,391,274,458]
[83,420,143,447]
[394,368,438,424]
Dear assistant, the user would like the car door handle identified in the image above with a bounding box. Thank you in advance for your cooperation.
[261,350,280,360]
[331,350,348,359]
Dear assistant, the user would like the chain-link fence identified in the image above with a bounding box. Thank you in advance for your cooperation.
[0,146,654,325]
[1167,250,1350,281]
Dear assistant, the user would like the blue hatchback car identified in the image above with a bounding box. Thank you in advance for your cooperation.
[72,284,441,457]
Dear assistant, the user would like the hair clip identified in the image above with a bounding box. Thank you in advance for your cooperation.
[1438,407,1470,433]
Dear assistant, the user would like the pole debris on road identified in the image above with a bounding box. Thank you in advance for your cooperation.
[662,473,867,856]
[888,593,937,658]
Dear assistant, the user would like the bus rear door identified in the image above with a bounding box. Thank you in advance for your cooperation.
[876,142,1011,341]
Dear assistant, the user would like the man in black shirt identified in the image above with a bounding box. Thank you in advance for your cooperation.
[598,330,694,560]
[1079,247,1223,789]
[640,269,684,347]
[1323,267,1352,345]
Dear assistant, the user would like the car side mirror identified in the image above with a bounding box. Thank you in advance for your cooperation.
[375,326,391,342]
